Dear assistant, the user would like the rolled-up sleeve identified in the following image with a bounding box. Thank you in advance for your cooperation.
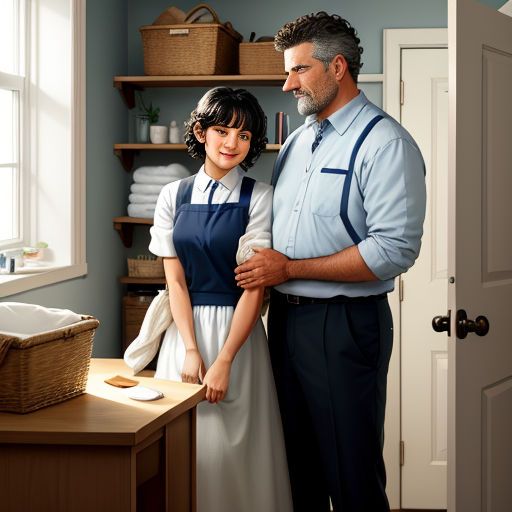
[236,183,273,265]
[149,182,178,257]
[357,138,426,280]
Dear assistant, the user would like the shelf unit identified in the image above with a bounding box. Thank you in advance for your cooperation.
[113,216,152,247]
[114,75,287,108]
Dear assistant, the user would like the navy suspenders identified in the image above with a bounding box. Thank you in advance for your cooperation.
[339,115,383,244]
[272,114,384,245]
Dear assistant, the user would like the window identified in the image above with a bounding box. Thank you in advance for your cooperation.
[0,0,24,247]
[0,0,86,297]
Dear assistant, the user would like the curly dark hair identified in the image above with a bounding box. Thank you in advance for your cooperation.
[184,87,268,170]
[274,12,363,83]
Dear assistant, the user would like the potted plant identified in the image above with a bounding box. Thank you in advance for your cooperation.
[136,92,166,143]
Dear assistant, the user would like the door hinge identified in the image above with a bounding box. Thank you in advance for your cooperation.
[400,440,405,466]
[399,276,404,302]
[400,80,404,106]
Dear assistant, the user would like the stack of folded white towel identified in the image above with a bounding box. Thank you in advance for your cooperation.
[127,163,190,218]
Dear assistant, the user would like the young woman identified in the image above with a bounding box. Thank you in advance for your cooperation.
[148,87,292,512]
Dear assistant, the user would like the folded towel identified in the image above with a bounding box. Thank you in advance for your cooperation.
[128,203,156,218]
[124,289,172,374]
[133,172,177,185]
[135,163,189,178]
[129,193,160,204]
[130,183,164,194]
[132,164,190,184]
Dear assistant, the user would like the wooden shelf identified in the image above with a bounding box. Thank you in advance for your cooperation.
[119,276,165,285]
[113,216,153,247]
[114,143,281,171]
[114,75,287,108]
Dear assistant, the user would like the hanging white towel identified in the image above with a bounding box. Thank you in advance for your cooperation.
[124,289,172,375]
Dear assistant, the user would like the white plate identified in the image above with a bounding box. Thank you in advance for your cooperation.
[122,385,164,401]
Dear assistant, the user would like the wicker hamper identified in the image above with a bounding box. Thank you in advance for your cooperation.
[140,4,242,76]
[239,41,285,75]
[0,316,99,413]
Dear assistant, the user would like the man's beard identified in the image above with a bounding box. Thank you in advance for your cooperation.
[295,81,338,116]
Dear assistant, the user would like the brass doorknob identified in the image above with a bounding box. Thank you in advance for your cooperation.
[456,309,490,339]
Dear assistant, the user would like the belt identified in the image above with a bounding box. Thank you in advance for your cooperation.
[271,289,387,305]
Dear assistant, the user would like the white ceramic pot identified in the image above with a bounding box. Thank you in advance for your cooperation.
[150,125,168,144]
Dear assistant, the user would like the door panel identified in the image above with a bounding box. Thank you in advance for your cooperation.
[400,47,448,509]
[448,1,512,511]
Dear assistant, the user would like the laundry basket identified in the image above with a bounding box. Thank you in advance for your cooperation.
[0,303,100,413]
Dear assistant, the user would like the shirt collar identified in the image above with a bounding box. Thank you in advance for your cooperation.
[195,165,242,192]
[304,90,369,137]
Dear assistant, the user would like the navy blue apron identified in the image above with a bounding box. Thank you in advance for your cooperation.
[173,174,255,307]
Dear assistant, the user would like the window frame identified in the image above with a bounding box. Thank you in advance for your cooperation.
[0,0,25,248]
[0,0,86,297]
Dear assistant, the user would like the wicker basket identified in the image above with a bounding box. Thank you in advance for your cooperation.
[140,4,242,76]
[0,316,99,413]
[127,256,165,278]
[239,41,285,75]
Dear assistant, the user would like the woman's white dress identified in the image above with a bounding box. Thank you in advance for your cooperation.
[148,165,293,512]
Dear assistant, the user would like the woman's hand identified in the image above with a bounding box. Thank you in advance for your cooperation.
[181,348,206,384]
[202,357,232,404]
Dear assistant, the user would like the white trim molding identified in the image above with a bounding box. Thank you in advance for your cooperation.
[72,0,86,267]
[383,28,448,120]
[499,0,512,17]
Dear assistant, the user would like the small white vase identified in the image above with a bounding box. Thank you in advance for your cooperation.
[150,125,168,144]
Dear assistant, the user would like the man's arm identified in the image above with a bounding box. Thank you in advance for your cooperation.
[235,244,377,289]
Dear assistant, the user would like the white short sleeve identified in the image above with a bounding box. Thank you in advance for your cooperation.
[149,181,179,257]
[236,182,273,265]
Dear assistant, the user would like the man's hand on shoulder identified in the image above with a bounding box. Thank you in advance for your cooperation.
[235,248,290,289]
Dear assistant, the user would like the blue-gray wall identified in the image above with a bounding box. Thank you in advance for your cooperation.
[4,0,507,357]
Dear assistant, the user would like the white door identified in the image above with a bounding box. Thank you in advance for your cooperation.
[400,47,448,510]
[447,1,512,511]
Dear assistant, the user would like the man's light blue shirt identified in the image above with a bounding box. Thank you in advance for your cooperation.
[272,91,426,298]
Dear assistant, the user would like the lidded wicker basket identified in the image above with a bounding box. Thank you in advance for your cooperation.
[0,315,99,413]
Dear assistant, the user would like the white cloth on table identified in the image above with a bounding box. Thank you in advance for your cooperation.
[127,203,156,218]
[147,166,292,512]
[130,183,164,194]
[128,193,160,204]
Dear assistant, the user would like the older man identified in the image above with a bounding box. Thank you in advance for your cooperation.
[235,12,426,512]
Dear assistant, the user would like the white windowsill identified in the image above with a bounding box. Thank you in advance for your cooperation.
[0,263,87,297]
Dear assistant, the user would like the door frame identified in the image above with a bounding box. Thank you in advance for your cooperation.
[382,28,448,510]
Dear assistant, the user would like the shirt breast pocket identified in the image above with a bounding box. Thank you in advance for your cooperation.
[310,168,347,217]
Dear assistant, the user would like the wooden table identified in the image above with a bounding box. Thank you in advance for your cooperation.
[0,358,206,512]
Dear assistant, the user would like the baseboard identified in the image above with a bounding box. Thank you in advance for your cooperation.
[392,509,447,512]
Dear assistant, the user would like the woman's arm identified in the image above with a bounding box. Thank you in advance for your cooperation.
[163,257,206,384]
[202,286,264,403]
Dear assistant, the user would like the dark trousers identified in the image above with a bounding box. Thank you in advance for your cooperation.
[268,290,393,512]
